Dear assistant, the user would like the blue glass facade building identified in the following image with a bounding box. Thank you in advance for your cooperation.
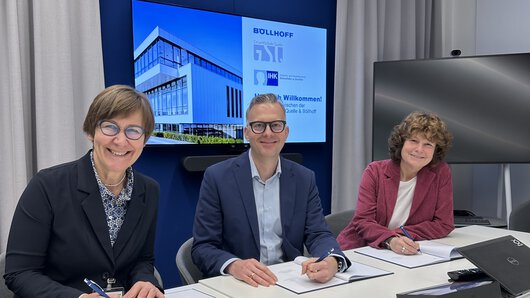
[134,27,243,141]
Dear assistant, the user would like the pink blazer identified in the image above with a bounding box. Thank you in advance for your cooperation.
[337,159,454,250]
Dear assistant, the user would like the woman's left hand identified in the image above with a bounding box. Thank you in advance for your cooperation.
[123,281,164,298]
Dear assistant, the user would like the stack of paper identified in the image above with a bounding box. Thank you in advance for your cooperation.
[355,240,462,269]
[268,256,392,294]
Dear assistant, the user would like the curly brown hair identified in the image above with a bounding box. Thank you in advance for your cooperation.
[388,111,453,165]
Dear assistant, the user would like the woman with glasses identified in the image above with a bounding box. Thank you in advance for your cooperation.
[337,111,454,255]
[4,85,164,298]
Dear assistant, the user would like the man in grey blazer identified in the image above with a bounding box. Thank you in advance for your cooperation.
[192,93,351,287]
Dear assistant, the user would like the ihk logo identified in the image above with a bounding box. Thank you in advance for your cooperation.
[254,70,278,86]
[254,45,283,63]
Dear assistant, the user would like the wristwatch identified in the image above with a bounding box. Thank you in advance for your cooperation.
[333,256,344,272]
[382,236,396,250]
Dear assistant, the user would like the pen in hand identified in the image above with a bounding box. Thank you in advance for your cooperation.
[84,278,111,298]
[399,225,413,240]
[399,225,421,253]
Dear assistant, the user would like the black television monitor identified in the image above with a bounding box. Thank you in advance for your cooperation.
[373,52,530,164]
[132,0,327,145]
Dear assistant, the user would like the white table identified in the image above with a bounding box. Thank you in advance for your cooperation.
[196,226,530,297]
[165,283,229,298]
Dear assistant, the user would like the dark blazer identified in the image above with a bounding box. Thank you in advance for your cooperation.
[4,151,161,298]
[192,151,350,277]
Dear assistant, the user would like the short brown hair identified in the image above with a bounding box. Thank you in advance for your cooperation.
[388,111,453,165]
[83,85,154,143]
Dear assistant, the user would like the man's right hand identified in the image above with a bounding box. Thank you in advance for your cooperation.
[226,258,278,287]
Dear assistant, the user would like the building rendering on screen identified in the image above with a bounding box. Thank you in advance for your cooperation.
[134,27,243,143]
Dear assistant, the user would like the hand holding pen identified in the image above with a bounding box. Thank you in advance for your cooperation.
[301,248,338,283]
[398,225,421,254]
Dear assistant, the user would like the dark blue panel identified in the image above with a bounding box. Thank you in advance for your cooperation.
[100,0,337,288]
[99,0,135,86]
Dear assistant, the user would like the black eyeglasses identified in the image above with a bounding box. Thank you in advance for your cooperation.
[98,120,145,140]
[248,120,286,134]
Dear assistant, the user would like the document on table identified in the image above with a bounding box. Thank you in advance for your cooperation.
[268,256,392,294]
[355,240,462,269]
[165,285,218,298]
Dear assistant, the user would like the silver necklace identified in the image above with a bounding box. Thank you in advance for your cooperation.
[104,173,126,187]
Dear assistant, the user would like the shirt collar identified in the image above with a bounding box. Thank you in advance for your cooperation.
[248,149,282,180]
[90,150,133,201]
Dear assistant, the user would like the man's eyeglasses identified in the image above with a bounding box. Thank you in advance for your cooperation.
[98,120,145,140]
[248,120,286,134]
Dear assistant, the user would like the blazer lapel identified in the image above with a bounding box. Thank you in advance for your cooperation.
[279,159,296,238]
[77,153,115,265]
[112,176,146,258]
[233,152,260,253]
[409,166,436,215]
[382,161,400,225]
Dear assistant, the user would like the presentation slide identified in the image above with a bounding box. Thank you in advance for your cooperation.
[132,0,327,144]
[242,18,326,142]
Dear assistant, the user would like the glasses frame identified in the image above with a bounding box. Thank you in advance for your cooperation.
[248,120,287,134]
[97,120,145,140]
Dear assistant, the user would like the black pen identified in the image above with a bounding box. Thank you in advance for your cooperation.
[315,248,334,262]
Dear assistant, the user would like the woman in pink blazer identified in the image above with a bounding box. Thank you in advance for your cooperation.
[337,112,454,254]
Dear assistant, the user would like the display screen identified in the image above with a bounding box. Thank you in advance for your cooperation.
[132,0,327,145]
[373,53,530,163]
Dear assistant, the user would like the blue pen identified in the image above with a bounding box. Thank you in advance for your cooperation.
[84,278,111,298]
[399,225,421,253]
[399,225,413,240]
[315,248,334,262]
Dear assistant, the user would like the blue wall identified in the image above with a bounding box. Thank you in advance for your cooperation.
[99,0,337,288]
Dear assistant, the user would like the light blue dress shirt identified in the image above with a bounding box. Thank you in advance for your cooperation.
[249,151,284,265]
[220,150,283,274]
